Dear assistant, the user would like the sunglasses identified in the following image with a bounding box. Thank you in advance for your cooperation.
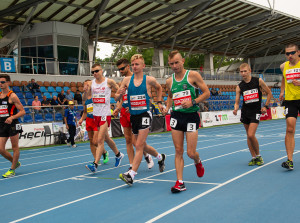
[0,81,6,84]
[118,66,126,71]
[285,51,297,56]
[91,69,100,74]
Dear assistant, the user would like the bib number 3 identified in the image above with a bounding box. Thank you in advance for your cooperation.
[187,123,196,132]
[170,118,177,128]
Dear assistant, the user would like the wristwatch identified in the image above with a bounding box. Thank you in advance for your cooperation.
[192,99,197,107]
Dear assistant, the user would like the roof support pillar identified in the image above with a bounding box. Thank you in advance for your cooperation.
[204,53,214,76]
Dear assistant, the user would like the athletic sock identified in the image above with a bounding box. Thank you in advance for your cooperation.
[128,170,137,179]
[93,162,98,168]
[156,153,162,161]
[116,152,121,157]
[178,180,183,184]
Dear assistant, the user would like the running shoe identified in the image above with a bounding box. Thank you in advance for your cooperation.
[282,160,294,170]
[255,156,264,166]
[145,155,154,169]
[103,151,109,164]
[2,169,15,178]
[128,166,132,171]
[248,158,256,166]
[115,152,124,167]
[195,160,205,177]
[119,173,133,186]
[16,161,21,169]
[171,180,186,193]
[85,162,97,173]
[158,154,166,172]
[72,144,77,148]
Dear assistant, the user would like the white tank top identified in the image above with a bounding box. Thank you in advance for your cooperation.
[91,78,111,116]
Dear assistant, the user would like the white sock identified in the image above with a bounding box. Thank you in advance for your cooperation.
[129,170,137,179]
[156,153,162,161]
[130,164,132,167]
[178,180,183,184]
[144,153,149,157]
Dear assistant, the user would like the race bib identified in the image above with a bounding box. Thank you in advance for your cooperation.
[93,94,105,104]
[87,104,93,114]
[0,105,9,117]
[187,123,196,132]
[256,114,261,120]
[170,118,177,128]
[142,117,150,126]
[101,116,107,121]
[286,68,300,83]
[15,124,21,131]
[130,94,147,110]
[123,90,128,104]
[173,90,192,110]
[243,89,259,104]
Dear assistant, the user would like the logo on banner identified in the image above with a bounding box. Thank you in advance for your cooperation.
[0,58,16,72]
[215,114,228,122]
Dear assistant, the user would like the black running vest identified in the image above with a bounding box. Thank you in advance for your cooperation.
[238,77,262,112]
[0,91,18,123]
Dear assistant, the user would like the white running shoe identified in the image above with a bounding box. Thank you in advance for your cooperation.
[72,144,77,148]
[145,155,154,169]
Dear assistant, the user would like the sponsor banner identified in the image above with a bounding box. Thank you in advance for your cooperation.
[6,123,53,149]
[260,108,272,120]
[150,115,165,133]
[201,110,241,127]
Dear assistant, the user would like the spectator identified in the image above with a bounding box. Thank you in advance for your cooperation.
[27,79,40,94]
[111,104,115,117]
[32,95,42,114]
[210,87,218,96]
[58,90,67,105]
[65,89,74,104]
[50,95,59,106]
[64,101,78,148]
[200,101,209,112]
[74,90,82,105]
[150,101,161,115]
[41,95,53,113]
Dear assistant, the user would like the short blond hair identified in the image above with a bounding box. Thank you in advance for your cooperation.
[239,63,251,71]
[131,54,145,64]
[168,50,181,59]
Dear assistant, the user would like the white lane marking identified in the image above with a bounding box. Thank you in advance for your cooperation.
[143,179,220,185]
[145,151,300,223]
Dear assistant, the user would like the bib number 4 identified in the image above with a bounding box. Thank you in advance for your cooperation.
[142,117,150,126]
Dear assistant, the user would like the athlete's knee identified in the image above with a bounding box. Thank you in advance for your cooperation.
[187,150,197,159]
[286,126,295,135]
[247,133,256,140]
[174,147,184,156]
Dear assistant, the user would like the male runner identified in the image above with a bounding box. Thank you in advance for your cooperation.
[113,58,154,170]
[78,80,109,165]
[0,74,25,178]
[233,63,271,166]
[85,64,124,173]
[164,50,210,193]
[279,44,300,170]
[116,54,166,186]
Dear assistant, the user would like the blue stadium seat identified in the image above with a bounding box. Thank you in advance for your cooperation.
[55,113,63,121]
[48,86,55,93]
[34,113,44,122]
[40,86,47,93]
[18,117,23,123]
[52,92,58,97]
[45,113,54,122]
[63,86,70,92]
[35,92,42,99]
[16,92,24,99]
[24,107,31,114]
[23,114,33,123]
[27,99,34,106]
[25,92,33,99]
[56,86,62,93]
[12,86,21,93]
[44,92,52,99]
[110,98,116,104]
[20,99,26,106]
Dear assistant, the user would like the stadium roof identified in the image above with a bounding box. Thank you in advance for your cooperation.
[1,0,300,58]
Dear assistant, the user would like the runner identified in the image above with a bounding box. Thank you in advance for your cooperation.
[233,63,271,166]
[85,64,124,173]
[279,43,300,170]
[113,58,154,170]
[0,74,25,178]
[164,50,210,193]
[116,54,166,186]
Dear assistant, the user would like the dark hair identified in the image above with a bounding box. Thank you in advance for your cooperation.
[0,74,11,82]
[116,58,130,66]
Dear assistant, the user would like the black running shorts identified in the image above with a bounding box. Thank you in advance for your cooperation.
[170,111,200,132]
[240,110,261,124]
[130,111,152,135]
[0,122,23,137]
[285,100,300,119]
